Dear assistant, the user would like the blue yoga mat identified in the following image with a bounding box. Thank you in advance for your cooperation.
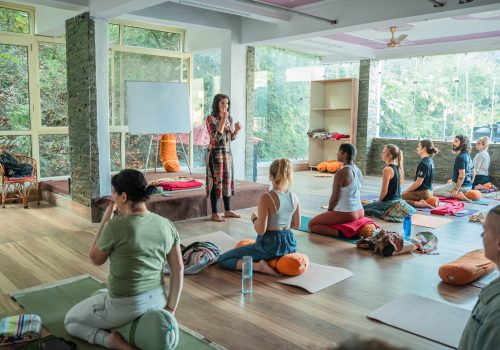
[471,198,498,206]
[299,215,357,244]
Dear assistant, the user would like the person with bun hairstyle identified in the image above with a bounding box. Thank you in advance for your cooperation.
[402,139,439,208]
[65,169,183,349]
[472,136,491,188]
[308,144,364,236]
[218,158,300,276]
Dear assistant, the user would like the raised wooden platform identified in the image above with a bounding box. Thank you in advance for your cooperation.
[40,172,269,223]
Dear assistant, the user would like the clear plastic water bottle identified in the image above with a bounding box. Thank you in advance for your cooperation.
[403,214,412,241]
[241,256,253,294]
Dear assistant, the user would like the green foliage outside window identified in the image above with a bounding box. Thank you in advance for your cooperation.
[39,134,69,177]
[39,43,68,127]
[0,7,29,34]
[109,23,119,45]
[123,25,180,51]
[0,135,31,155]
[0,44,30,131]
[253,46,319,162]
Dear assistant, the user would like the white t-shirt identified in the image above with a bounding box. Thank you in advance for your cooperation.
[473,150,490,176]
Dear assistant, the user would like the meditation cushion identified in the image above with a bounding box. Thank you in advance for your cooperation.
[160,134,180,172]
[425,196,439,207]
[267,253,309,276]
[438,249,496,285]
[317,162,328,172]
[234,241,309,276]
[359,223,377,238]
[326,162,340,173]
[465,190,482,200]
[235,239,256,248]
[483,182,493,189]
[113,309,178,350]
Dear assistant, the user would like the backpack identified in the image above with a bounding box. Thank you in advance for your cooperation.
[14,335,76,350]
[164,241,220,275]
[0,153,33,177]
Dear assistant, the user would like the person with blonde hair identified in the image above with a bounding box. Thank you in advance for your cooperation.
[363,144,415,221]
[459,205,500,349]
[218,158,300,275]
[472,136,491,189]
[308,144,364,236]
[402,139,439,208]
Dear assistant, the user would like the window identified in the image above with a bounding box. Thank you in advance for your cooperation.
[39,134,69,177]
[379,51,500,140]
[253,46,319,162]
[0,7,30,34]
[123,25,181,51]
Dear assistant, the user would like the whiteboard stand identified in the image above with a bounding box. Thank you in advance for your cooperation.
[144,134,157,176]
[176,133,192,174]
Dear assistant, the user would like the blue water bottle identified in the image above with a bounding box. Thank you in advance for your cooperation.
[403,214,412,241]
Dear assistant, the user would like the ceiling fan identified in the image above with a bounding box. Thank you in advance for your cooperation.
[387,26,408,48]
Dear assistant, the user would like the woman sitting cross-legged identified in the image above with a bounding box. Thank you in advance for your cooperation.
[308,143,364,236]
[402,139,439,208]
[218,158,300,276]
[64,169,183,350]
[363,144,415,222]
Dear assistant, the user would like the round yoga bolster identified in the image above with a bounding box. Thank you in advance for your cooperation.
[160,134,180,172]
[234,240,309,276]
[438,249,496,286]
[465,190,481,201]
[425,196,439,207]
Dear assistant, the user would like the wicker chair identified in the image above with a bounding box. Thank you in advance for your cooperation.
[0,155,39,209]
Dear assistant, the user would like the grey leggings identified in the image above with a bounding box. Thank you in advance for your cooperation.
[64,287,166,348]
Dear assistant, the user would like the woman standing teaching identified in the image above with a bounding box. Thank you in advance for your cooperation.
[206,94,242,222]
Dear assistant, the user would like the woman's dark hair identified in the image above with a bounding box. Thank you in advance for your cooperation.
[419,139,439,157]
[211,94,230,116]
[111,169,156,202]
[338,143,357,163]
[455,135,471,153]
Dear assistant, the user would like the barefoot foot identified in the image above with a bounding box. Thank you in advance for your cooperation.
[224,210,241,218]
[414,199,434,208]
[254,260,281,276]
[108,331,137,350]
[211,213,226,222]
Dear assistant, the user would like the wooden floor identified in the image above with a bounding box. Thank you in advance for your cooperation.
[0,171,491,350]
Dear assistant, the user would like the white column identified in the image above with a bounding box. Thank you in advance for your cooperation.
[221,30,247,180]
[94,18,111,196]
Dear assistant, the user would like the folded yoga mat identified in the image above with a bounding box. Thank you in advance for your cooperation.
[277,263,352,293]
[470,270,500,289]
[299,216,357,244]
[412,213,452,228]
[184,231,352,293]
[471,197,498,206]
[453,208,479,217]
[9,275,221,350]
[368,294,470,348]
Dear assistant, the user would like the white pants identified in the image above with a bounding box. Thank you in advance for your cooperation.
[64,287,166,348]
[433,182,471,198]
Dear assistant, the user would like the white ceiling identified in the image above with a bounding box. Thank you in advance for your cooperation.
[7,0,500,62]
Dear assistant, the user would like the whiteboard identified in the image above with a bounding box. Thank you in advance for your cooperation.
[126,81,192,135]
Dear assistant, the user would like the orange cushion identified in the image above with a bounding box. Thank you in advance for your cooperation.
[465,190,482,200]
[438,249,496,285]
[235,239,255,248]
[425,196,439,207]
[326,162,339,173]
[317,162,328,172]
[267,253,309,276]
[160,134,180,172]
[359,223,376,238]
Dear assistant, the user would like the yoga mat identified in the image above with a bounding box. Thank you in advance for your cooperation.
[412,213,452,228]
[182,231,237,254]
[277,263,352,293]
[10,275,222,350]
[415,207,432,212]
[454,208,478,217]
[299,216,357,244]
[470,270,500,289]
[471,198,498,206]
[368,294,470,348]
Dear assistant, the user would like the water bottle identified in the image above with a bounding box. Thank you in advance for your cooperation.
[241,256,253,294]
[403,214,412,241]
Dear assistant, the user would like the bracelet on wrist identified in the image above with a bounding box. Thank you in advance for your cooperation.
[166,306,176,313]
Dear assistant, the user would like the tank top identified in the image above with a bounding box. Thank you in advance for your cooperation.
[382,164,401,201]
[334,164,363,212]
[266,190,297,229]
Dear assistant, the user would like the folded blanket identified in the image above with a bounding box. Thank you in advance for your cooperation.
[430,202,465,216]
[0,314,41,344]
[329,217,380,238]
[159,179,203,191]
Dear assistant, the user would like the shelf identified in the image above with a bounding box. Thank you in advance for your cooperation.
[311,108,351,111]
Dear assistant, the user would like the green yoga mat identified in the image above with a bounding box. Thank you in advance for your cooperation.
[299,215,357,244]
[10,275,220,350]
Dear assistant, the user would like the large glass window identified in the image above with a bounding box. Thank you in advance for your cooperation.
[123,25,181,51]
[39,134,69,177]
[0,7,30,34]
[0,135,31,155]
[253,46,319,162]
[379,51,500,140]
[39,43,68,127]
[0,43,30,131]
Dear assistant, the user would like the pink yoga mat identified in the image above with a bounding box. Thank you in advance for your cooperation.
[412,213,452,228]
